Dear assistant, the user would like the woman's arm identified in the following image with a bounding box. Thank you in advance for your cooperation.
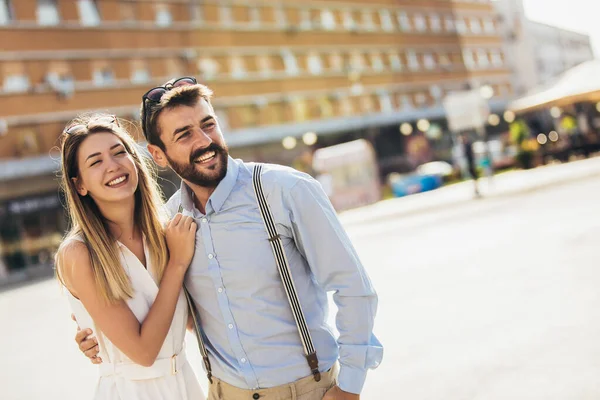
[63,214,196,367]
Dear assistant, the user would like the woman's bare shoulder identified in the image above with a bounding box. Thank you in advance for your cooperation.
[57,239,94,294]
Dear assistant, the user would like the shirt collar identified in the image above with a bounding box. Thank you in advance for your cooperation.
[179,156,240,215]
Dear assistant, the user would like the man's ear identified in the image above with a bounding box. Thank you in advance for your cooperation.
[147,144,169,168]
[71,177,88,196]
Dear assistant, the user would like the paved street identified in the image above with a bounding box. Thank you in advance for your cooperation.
[1,175,600,399]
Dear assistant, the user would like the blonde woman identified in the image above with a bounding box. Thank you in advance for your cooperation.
[55,114,204,399]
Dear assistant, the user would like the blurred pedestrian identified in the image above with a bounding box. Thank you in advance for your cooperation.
[74,78,382,399]
[56,114,204,399]
[459,133,481,197]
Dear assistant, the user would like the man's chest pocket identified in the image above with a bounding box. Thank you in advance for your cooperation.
[209,219,294,277]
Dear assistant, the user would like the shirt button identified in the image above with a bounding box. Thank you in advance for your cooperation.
[241,358,247,363]
[228,324,233,329]
[217,287,223,293]
[253,393,260,399]
[201,218,208,223]
[208,254,214,259]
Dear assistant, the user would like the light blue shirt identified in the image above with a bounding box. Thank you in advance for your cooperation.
[166,157,382,394]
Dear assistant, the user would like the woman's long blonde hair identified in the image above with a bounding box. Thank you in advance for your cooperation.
[55,113,169,303]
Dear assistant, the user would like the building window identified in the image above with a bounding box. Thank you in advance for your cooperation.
[491,50,503,67]
[282,50,300,75]
[477,50,489,68]
[350,51,365,72]
[219,5,233,27]
[257,55,272,77]
[415,93,427,107]
[321,9,335,30]
[197,57,219,81]
[424,53,436,70]
[300,9,312,30]
[361,96,375,113]
[77,0,100,26]
[378,91,394,113]
[291,97,308,121]
[362,10,376,31]
[274,6,287,28]
[462,49,476,69]
[155,4,172,27]
[316,96,334,118]
[343,9,358,31]
[329,52,344,72]
[189,3,202,23]
[397,11,411,31]
[37,0,60,26]
[307,52,323,75]
[370,53,385,72]
[430,85,443,100]
[230,56,247,79]
[429,14,441,32]
[389,52,402,71]
[407,51,419,71]
[339,96,353,116]
[483,18,495,34]
[414,14,426,32]
[469,18,482,34]
[456,18,467,34]
[45,62,74,98]
[92,66,115,86]
[444,15,455,32]
[379,10,394,32]
[399,94,413,110]
[249,6,261,27]
[130,60,150,84]
[3,75,29,93]
[0,0,13,25]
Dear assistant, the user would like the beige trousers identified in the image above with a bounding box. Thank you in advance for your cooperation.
[207,364,339,400]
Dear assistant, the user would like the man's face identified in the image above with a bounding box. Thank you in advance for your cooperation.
[149,98,229,188]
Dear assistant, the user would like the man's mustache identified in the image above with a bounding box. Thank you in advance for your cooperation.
[189,143,225,164]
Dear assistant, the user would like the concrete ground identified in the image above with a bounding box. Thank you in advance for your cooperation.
[1,164,599,399]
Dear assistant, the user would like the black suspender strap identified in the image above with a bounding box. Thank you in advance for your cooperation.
[184,288,213,384]
[252,164,321,382]
[178,204,213,384]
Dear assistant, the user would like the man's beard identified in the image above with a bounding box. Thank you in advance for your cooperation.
[166,142,229,188]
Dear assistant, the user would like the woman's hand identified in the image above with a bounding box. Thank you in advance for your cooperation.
[165,213,197,271]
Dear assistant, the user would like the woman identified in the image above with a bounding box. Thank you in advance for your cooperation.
[55,114,204,399]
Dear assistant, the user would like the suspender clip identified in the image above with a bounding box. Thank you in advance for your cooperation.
[306,353,321,382]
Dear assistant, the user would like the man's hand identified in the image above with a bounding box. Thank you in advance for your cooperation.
[72,314,102,364]
[323,386,360,400]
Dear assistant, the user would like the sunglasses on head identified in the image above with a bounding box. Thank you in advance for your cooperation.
[140,76,197,140]
[63,115,119,135]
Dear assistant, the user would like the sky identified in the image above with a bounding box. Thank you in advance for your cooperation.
[522,0,599,57]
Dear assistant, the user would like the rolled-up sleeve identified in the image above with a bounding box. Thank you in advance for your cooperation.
[283,176,383,394]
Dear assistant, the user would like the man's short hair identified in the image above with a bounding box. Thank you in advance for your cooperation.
[141,82,214,150]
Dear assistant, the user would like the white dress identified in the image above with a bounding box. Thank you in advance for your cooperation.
[67,236,205,400]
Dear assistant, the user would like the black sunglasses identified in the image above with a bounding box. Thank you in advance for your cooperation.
[141,77,197,139]
[63,115,118,135]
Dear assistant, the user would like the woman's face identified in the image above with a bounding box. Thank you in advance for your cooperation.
[73,132,139,205]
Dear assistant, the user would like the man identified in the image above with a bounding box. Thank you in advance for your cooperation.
[75,78,382,399]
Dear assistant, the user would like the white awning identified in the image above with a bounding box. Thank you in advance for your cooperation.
[509,59,600,113]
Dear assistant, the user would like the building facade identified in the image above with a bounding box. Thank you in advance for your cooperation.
[528,21,594,86]
[0,0,511,276]
[493,0,594,95]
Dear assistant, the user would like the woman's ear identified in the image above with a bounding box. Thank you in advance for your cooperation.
[71,177,88,196]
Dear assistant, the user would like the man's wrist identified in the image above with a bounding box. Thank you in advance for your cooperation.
[337,364,367,395]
